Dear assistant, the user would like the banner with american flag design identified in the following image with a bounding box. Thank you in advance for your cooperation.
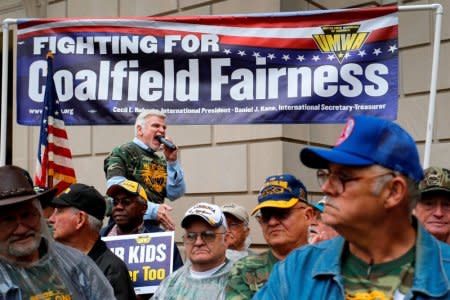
[16,6,398,125]
[34,53,76,194]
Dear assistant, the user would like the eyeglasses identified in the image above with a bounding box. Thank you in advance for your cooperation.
[255,206,306,224]
[0,210,41,233]
[228,222,246,229]
[316,169,395,194]
[183,231,226,244]
[112,197,135,207]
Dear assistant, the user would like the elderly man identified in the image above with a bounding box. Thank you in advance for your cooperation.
[101,179,183,265]
[307,198,339,244]
[153,202,234,299]
[221,203,254,261]
[101,179,183,300]
[48,183,136,300]
[0,165,114,299]
[415,167,450,244]
[226,174,315,299]
[104,109,185,230]
[255,115,450,299]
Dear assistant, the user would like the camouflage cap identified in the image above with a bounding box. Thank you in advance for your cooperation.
[419,167,450,195]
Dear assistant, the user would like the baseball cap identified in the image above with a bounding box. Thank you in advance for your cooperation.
[300,115,424,182]
[106,179,148,201]
[221,203,250,224]
[419,167,450,195]
[50,183,106,221]
[181,202,227,229]
[251,174,308,215]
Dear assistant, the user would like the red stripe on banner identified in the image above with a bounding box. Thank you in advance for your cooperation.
[162,7,398,28]
[219,26,396,50]
[366,25,397,43]
[17,6,397,31]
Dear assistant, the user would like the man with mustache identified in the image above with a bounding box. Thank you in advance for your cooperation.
[415,167,450,244]
[0,165,114,299]
[254,115,450,299]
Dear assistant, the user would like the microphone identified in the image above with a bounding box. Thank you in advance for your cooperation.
[156,135,177,150]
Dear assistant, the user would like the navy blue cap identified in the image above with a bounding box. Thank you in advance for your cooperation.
[252,174,308,215]
[300,115,424,182]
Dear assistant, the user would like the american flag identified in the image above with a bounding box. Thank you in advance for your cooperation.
[35,52,76,194]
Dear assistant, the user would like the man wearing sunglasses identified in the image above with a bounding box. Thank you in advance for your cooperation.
[415,167,450,244]
[101,179,183,299]
[255,115,450,299]
[153,202,234,300]
[226,174,315,299]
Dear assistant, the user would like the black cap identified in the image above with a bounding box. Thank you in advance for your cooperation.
[50,183,106,221]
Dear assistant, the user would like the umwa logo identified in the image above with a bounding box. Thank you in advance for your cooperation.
[313,25,369,64]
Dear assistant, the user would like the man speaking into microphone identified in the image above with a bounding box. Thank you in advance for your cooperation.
[104,109,185,230]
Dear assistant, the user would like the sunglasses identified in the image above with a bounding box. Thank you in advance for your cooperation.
[256,206,306,224]
[112,197,135,206]
[183,230,226,244]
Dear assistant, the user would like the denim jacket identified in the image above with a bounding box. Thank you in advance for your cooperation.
[254,222,450,300]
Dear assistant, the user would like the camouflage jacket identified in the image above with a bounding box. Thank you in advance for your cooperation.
[104,141,167,204]
[225,250,278,300]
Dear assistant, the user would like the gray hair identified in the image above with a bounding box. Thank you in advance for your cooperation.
[372,168,420,213]
[69,207,103,232]
[134,109,166,137]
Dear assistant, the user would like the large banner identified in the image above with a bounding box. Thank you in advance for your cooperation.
[16,6,398,125]
[102,232,175,295]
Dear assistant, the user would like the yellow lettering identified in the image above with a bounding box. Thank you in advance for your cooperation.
[313,34,330,52]
[129,269,139,282]
[325,34,341,51]
[352,33,368,49]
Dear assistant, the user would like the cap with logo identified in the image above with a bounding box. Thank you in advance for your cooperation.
[0,165,57,206]
[221,203,250,224]
[419,167,450,195]
[106,179,148,201]
[300,115,424,182]
[181,202,227,229]
[251,174,308,215]
[50,183,106,221]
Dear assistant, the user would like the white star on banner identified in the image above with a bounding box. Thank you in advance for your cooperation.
[238,50,246,56]
[373,48,382,56]
[252,51,261,58]
[312,55,320,62]
[388,44,398,53]
[297,55,305,62]
[282,54,290,61]
[223,49,231,54]
[267,53,276,60]
[327,54,335,61]
[358,50,366,57]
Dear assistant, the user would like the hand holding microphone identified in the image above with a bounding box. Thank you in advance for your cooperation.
[156,135,177,150]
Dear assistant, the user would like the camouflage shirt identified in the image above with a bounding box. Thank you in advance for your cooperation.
[225,250,278,300]
[104,141,167,204]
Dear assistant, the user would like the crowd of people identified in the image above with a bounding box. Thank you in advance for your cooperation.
[1,110,449,299]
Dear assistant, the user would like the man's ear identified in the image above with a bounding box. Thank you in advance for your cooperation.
[304,207,315,222]
[75,211,88,230]
[384,176,408,209]
[136,124,143,137]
